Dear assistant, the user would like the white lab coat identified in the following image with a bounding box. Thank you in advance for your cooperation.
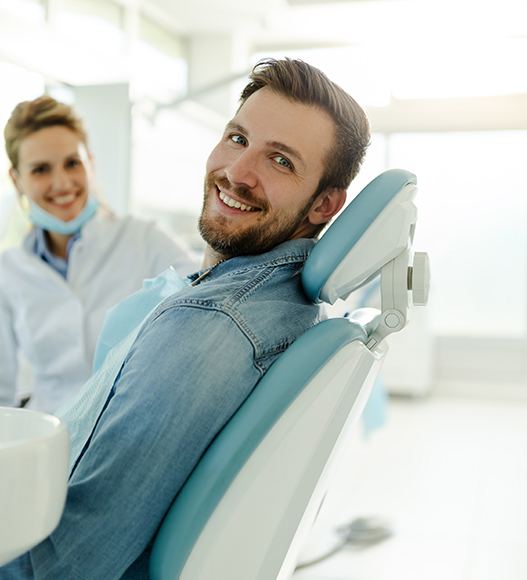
[0,211,198,413]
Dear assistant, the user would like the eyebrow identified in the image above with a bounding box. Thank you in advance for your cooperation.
[27,153,80,167]
[225,121,306,169]
[28,161,49,167]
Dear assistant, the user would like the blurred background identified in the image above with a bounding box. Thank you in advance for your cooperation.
[0,1,526,578]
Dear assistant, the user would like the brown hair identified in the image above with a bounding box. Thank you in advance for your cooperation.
[239,58,370,196]
[4,95,88,169]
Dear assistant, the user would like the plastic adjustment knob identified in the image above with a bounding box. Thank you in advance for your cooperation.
[382,309,405,331]
[409,252,430,306]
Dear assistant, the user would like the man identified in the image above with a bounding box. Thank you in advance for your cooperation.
[0,58,370,579]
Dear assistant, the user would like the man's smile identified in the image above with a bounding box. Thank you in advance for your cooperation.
[213,180,265,216]
[217,188,258,212]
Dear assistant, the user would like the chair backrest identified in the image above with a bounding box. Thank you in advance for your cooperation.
[150,169,425,580]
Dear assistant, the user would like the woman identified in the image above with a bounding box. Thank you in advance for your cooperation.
[0,95,197,413]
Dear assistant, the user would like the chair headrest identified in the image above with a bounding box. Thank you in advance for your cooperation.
[302,168,417,304]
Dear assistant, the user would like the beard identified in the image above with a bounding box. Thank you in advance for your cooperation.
[198,173,315,259]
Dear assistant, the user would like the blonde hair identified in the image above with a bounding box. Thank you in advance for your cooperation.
[4,95,88,169]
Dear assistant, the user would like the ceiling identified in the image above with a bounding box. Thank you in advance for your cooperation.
[141,0,527,49]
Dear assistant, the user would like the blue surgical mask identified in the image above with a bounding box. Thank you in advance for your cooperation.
[28,196,99,235]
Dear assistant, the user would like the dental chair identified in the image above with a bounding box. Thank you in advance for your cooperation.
[150,168,430,580]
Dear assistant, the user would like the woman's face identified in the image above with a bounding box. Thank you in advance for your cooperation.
[11,125,94,222]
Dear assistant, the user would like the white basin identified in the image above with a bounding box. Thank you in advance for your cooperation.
[0,407,69,566]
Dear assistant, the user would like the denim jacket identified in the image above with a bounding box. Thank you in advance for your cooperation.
[0,238,322,580]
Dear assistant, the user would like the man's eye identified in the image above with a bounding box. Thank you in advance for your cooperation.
[230,134,247,146]
[31,165,48,175]
[273,155,293,171]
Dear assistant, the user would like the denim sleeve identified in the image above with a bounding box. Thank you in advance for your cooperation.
[0,306,260,579]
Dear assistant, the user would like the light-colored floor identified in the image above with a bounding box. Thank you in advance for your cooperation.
[293,394,527,580]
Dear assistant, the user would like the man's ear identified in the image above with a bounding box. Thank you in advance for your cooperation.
[307,188,346,226]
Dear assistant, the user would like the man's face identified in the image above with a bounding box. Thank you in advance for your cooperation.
[199,87,336,258]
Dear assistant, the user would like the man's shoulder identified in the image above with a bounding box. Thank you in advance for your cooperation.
[154,252,322,372]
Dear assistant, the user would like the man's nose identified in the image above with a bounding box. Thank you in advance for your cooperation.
[225,150,259,190]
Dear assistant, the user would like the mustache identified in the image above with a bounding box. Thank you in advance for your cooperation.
[207,174,267,210]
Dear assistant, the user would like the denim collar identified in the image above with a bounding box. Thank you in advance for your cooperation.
[189,238,316,284]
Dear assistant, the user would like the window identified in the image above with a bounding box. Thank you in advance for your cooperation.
[132,15,187,102]
[389,131,527,337]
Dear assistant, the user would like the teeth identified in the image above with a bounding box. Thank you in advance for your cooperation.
[52,193,77,206]
[219,190,256,212]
